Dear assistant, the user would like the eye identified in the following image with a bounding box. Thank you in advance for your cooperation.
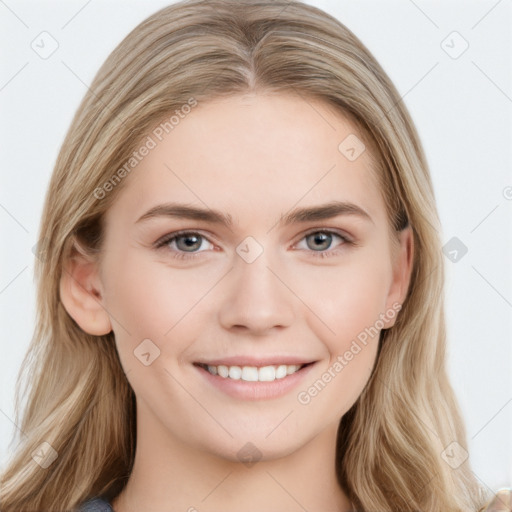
[294,229,352,258]
[154,228,353,261]
[154,230,214,260]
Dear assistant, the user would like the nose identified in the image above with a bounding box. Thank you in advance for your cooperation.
[217,243,295,335]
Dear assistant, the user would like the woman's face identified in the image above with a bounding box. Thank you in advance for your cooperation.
[90,92,412,460]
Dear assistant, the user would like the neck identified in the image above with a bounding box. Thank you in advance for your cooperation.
[111,401,353,512]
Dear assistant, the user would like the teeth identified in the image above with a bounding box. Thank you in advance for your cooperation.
[217,365,229,378]
[258,366,275,381]
[242,366,259,381]
[204,363,305,381]
[228,366,242,380]
[287,364,300,375]
[275,365,288,379]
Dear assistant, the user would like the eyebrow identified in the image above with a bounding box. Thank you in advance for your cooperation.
[135,200,373,227]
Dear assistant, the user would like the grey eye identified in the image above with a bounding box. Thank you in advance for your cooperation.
[305,232,335,251]
[174,233,204,252]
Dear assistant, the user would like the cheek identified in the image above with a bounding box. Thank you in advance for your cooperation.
[101,249,221,361]
[291,252,391,411]
[295,270,385,417]
[297,252,392,346]
[103,255,169,335]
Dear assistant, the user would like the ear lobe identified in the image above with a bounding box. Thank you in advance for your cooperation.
[384,226,414,328]
[59,244,112,336]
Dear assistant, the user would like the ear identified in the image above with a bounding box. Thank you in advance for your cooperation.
[384,225,414,328]
[59,241,112,336]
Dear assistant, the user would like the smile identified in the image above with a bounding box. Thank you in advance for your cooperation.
[193,360,316,400]
[197,363,307,382]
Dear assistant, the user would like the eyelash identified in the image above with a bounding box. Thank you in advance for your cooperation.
[154,228,354,261]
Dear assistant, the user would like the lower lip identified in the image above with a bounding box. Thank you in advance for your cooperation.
[194,363,316,401]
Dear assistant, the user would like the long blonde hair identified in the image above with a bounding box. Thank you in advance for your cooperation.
[0,1,490,510]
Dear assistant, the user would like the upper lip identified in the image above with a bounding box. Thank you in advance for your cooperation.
[195,356,316,367]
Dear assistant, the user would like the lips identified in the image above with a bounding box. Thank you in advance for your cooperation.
[193,359,317,400]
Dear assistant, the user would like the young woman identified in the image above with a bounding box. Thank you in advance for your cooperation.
[0,1,509,511]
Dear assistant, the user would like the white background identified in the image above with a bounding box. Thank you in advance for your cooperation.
[1,0,511,495]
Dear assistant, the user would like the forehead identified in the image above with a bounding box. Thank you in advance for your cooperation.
[106,93,385,228]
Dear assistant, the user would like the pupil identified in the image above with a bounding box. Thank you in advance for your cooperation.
[178,234,200,251]
[309,232,331,251]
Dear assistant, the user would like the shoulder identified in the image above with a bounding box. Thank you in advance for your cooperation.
[77,497,114,512]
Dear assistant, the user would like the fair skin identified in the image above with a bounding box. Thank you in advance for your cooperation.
[60,92,413,512]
